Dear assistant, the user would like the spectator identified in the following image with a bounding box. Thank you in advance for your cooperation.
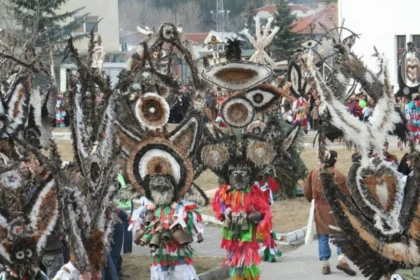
[398,153,412,176]
[303,150,356,276]
[169,92,184,123]
[117,172,133,255]
[292,96,308,134]
[307,93,315,130]
[111,208,130,279]
[43,225,65,279]
[206,90,217,120]
[362,102,374,122]
[405,94,420,143]
[346,96,363,120]
[383,141,399,167]
[311,97,320,130]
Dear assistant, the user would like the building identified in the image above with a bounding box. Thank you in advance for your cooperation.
[339,0,419,88]
[252,2,338,36]
[255,3,315,21]
[58,0,124,90]
[291,3,337,35]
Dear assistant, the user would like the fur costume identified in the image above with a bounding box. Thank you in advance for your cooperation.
[0,45,59,280]
[309,24,420,280]
[44,32,121,279]
[115,23,211,280]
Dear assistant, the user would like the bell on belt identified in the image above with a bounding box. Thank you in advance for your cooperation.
[161,230,172,243]
[149,225,163,252]
[172,228,192,247]
[248,211,262,224]
[149,232,162,253]
[231,215,240,236]
[241,213,249,231]
[196,232,204,243]
[134,227,148,245]
[139,233,153,246]
[224,212,232,229]
[144,211,155,225]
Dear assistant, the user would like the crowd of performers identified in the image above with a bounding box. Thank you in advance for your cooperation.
[1,15,420,280]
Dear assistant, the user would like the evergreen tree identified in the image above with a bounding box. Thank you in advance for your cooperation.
[244,0,258,30]
[11,0,87,49]
[272,0,301,60]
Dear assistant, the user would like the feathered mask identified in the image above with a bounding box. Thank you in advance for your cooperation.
[311,24,420,280]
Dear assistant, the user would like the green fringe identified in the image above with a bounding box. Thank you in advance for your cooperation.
[222,223,253,242]
[229,265,260,278]
[152,246,194,264]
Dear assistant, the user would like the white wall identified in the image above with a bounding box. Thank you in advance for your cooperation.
[339,0,420,87]
[59,0,120,52]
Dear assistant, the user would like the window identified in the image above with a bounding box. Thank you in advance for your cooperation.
[413,35,420,51]
[85,16,99,33]
[397,35,406,63]
[75,16,99,33]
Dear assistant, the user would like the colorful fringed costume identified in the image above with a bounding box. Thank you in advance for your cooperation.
[257,175,281,262]
[212,184,272,279]
[132,200,204,280]
[405,100,420,143]
[292,97,308,132]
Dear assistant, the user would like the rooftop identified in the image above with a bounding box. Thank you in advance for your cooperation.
[290,3,338,34]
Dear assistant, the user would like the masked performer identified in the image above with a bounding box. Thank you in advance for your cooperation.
[306,24,419,280]
[0,43,61,280]
[200,18,302,276]
[45,33,121,280]
[114,22,211,280]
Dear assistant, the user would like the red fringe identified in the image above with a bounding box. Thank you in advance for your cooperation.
[267,176,280,192]
[226,242,262,267]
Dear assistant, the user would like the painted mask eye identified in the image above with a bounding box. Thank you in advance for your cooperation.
[220,96,255,128]
[15,251,24,260]
[246,120,266,136]
[245,85,279,111]
[300,39,318,49]
[26,249,33,258]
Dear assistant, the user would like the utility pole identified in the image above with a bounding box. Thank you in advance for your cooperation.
[210,0,230,32]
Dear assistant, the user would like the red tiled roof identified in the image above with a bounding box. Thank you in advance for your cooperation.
[291,4,338,34]
[255,4,311,14]
[184,33,208,45]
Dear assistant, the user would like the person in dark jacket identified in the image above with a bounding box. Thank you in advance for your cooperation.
[398,153,412,176]
[43,229,65,279]
[111,208,130,279]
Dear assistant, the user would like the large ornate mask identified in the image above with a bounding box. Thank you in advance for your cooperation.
[0,159,58,278]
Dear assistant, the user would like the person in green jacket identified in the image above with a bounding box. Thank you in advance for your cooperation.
[117,172,133,254]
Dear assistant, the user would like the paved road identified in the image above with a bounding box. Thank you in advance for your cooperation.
[132,224,365,279]
[261,241,364,280]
